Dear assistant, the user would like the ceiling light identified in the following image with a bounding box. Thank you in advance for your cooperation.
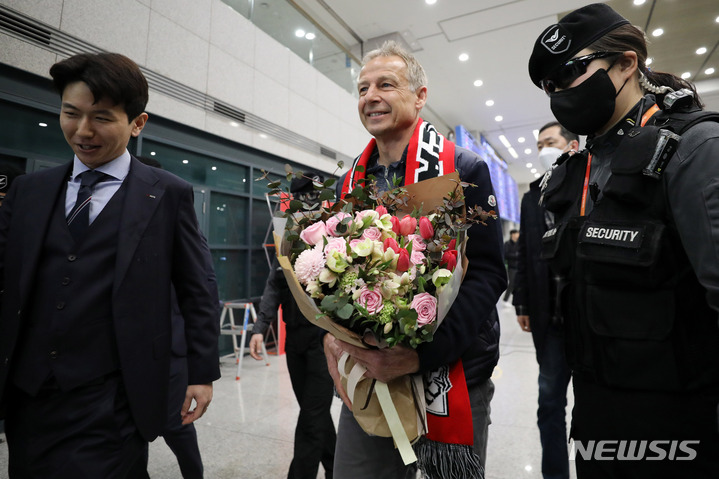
[229,121,239,127]
[295,29,305,37]
[534,173,541,178]
[681,71,691,79]
[211,166,217,171]
[533,129,539,140]
[495,115,503,122]
[524,148,532,155]
[182,159,189,164]
[526,162,533,168]
[259,133,268,139]
[305,32,316,40]
[498,135,512,148]
[706,67,716,75]
[646,57,653,66]
[517,137,525,143]
[150,151,156,156]
[507,147,518,159]
[458,53,469,62]
[652,28,664,37]
[716,16,719,23]
[425,0,437,4]
[697,47,707,55]
[633,0,646,4]
[38,122,47,127]
[485,100,494,106]
[531,168,537,173]
[473,79,483,87]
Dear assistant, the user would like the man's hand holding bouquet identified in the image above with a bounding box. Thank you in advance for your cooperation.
[268,166,496,465]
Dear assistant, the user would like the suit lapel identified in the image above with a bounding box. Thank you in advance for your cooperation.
[19,164,73,303]
[114,157,164,291]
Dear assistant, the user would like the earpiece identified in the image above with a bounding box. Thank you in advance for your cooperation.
[639,70,673,95]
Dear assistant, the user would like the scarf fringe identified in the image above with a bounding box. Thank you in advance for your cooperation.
[414,437,485,479]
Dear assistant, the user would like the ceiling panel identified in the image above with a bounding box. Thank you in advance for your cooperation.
[299,0,719,186]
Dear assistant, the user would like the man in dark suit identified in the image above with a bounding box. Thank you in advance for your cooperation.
[513,121,578,479]
[0,52,221,478]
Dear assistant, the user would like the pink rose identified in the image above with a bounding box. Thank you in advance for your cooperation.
[324,237,347,255]
[349,239,362,249]
[407,234,426,252]
[376,205,388,217]
[294,247,325,284]
[399,215,417,236]
[410,250,425,266]
[396,248,410,272]
[299,221,327,246]
[361,227,382,241]
[357,285,384,315]
[411,293,437,326]
[419,217,434,240]
[325,212,351,237]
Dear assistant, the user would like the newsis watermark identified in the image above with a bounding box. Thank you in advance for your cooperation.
[569,439,700,461]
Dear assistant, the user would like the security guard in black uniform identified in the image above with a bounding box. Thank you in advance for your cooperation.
[528,4,719,478]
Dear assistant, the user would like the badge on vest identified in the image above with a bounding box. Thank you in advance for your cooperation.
[579,223,644,248]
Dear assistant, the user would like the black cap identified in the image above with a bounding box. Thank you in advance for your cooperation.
[528,3,630,88]
[290,172,325,194]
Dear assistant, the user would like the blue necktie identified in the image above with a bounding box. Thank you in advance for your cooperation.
[67,170,107,242]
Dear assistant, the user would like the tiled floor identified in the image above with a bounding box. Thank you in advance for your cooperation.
[0,299,576,478]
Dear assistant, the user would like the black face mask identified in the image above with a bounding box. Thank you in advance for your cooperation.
[550,68,626,136]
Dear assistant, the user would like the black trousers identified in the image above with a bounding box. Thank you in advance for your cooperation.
[5,373,146,478]
[572,377,719,479]
[285,341,336,479]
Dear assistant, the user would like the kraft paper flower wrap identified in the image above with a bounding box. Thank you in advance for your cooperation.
[270,171,491,465]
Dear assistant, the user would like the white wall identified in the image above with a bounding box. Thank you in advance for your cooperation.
[0,0,371,175]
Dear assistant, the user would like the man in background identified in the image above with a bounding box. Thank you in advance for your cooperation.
[513,121,578,479]
[503,229,520,302]
[250,172,336,479]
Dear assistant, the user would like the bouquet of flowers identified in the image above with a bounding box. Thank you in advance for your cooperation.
[268,167,496,464]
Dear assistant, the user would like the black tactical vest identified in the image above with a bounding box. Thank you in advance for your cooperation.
[540,108,719,392]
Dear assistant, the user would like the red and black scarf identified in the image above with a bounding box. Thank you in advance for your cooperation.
[341,117,484,478]
[341,117,455,197]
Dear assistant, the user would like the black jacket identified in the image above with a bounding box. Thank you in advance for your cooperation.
[254,257,323,353]
[541,96,719,391]
[512,178,554,361]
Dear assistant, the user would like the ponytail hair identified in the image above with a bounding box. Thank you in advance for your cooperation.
[588,24,703,109]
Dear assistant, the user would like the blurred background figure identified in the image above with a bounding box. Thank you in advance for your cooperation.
[513,122,578,479]
[503,229,520,303]
[250,171,335,479]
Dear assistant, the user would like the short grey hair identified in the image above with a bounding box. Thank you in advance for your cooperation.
[361,40,427,91]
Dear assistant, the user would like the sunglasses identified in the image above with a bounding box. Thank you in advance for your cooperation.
[541,51,622,94]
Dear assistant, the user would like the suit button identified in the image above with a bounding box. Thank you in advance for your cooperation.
[68,254,77,261]
[50,351,58,359]
[56,302,65,310]
[61,277,71,285]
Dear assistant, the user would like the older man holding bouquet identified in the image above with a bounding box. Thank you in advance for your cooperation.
[325,41,507,478]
